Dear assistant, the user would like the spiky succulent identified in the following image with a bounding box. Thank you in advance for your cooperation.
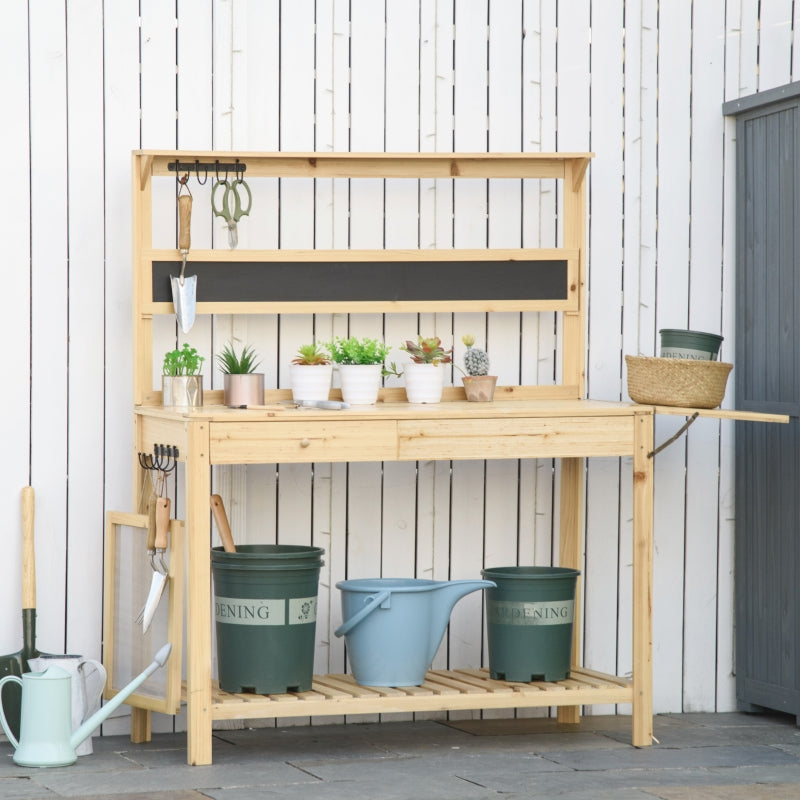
[292,343,331,365]
[215,342,261,374]
[462,334,489,376]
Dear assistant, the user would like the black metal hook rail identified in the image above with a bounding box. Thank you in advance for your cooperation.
[138,443,180,473]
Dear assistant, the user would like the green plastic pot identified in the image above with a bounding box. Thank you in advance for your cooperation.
[211,545,324,694]
[481,566,580,683]
[659,329,723,361]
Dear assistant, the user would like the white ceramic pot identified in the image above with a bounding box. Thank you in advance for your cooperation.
[290,364,333,403]
[404,362,445,403]
[223,373,265,407]
[338,363,383,405]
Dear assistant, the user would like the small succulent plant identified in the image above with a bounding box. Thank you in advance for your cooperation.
[462,334,489,376]
[216,342,261,374]
[400,336,453,365]
[292,343,331,365]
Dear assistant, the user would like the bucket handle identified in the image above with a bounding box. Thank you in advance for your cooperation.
[334,591,391,638]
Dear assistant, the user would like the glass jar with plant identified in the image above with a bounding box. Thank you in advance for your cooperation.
[215,342,265,407]
[326,336,391,405]
[162,343,205,408]
[290,343,333,403]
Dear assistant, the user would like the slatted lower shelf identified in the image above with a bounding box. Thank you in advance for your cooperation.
[187,667,633,721]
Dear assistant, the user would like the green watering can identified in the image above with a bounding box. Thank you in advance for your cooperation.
[0,643,171,768]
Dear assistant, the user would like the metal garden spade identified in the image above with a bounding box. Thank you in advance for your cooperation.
[170,176,196,333]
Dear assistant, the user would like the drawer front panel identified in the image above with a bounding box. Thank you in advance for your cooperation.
[210,420,398,463]
[397,416,635,460]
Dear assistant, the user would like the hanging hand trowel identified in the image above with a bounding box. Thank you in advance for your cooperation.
[137,497,171,633]
[170,179,196,333]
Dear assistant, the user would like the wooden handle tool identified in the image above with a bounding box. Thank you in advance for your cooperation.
[178,193,192,251]
[155,496,171,552]
[210,494,237,553]
[21,486,35,608]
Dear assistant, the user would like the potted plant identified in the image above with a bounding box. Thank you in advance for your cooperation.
[216,342,265,407]
[162,342,205,408]
[387,336,453,404]
[460,335,497,401]
[327,336,391,405]
[290,344,333,403]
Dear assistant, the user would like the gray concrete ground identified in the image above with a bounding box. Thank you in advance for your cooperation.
[3,712,800,799]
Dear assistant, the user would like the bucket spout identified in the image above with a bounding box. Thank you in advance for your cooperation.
[70,644,171,750]
[426,580,495,663]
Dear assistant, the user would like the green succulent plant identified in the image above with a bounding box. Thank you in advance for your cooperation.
[215,342,261,374]
[401,336,453,365]
[292,343,331,365]
[162,343,205,376]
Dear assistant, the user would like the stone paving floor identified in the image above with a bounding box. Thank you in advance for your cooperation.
[2,711,800,799]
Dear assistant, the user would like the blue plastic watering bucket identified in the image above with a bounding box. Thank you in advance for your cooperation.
[334,578,494,686]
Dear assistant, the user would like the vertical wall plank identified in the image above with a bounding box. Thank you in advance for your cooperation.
[0,0,32,658]
[682,0,727,712]
[653,0,692,713]
[584,0,625,714]
[28,0,69,655]
[757,0,794,91]
[65,0,106,662]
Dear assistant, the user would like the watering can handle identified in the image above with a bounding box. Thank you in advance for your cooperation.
[0,676,22,748]
[334,591,391,638]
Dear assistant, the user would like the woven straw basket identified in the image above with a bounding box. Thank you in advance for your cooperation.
[625,355,733,409]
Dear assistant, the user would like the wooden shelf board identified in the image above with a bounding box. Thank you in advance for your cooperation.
[191,668,633,721]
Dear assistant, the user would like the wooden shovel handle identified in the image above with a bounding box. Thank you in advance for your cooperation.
[155,496,171,551]
[210,494,236,553]
[21,486,35,608]
[178,194,192,251]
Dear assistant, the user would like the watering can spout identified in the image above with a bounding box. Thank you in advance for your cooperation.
[70,643,172,750]
[426,580,495,663]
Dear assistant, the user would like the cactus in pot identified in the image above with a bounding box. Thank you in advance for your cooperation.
[462,335,489,376]
[460,334,497,401]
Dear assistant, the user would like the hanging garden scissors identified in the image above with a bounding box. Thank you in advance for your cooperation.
[212,178,252,249]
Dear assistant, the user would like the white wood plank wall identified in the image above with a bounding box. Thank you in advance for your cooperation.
[0,1,792,734]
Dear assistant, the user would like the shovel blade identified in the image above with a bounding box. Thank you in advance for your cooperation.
[170,274,197,333]
[141,572,168,633]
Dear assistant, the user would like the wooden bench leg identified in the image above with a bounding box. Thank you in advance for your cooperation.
[130,707,151,743]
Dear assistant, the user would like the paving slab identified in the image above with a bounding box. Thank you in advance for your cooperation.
[643,785,800,799]
[543,743,799,771]
[28,761,316,798]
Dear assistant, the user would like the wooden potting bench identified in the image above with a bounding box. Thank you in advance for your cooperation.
[124,150,785,765]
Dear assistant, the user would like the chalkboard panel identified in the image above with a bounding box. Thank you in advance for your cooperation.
[151,259,568,303]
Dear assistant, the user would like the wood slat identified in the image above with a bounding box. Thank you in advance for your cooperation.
[196,667,632,722]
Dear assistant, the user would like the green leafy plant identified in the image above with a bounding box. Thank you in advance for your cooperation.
[462,334,490,376]
[215,342,261,374]
[326,336,391,365]
[292,343,331,365]
[162,343,205,376]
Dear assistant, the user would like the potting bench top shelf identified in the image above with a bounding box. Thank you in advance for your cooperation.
[127,150,785,766]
